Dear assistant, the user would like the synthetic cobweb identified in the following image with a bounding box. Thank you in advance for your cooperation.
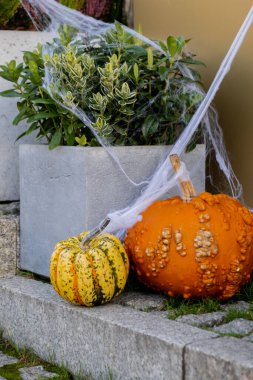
[21,0,252,237]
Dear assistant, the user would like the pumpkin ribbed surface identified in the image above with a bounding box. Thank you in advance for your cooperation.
[50,232,129,306]
[124,192,253,300]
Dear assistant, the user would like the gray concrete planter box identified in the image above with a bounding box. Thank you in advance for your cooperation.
[0,31,48,201]
[19,144,205,277]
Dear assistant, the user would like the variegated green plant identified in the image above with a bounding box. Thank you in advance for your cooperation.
[0,23,205,148]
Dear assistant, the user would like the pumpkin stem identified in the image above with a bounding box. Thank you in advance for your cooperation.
[80,217,111,247]
[169,154,196,202]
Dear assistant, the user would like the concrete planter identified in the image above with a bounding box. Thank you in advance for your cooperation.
[0,31,48,201]
[20,144,205,277]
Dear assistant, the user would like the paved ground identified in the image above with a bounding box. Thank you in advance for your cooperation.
[114,291,253,338]
[0,351,58,379]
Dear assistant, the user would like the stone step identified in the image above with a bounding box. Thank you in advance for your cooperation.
[19,365,57,380]
[176,311,226,328]
[0,352,18,367]
[0,276,252,380]
[213,318,253,335]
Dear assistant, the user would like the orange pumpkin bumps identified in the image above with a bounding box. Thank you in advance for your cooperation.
[124,192,253,300]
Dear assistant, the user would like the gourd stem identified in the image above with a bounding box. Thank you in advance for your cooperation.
[80,217,111,247]
[169,154,196,202]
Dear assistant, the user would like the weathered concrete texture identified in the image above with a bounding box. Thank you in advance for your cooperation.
[221,301,252,312]
[184,337,253,380]
[243,333,253,342]
[0,32,48,201]
[213,318,253,335]
[0,276,217,380]
[149,311,169,319]
[0,215,19,277]
[113,291,166,311]
[176,311,226,328]
[19,144,205,277]
[0,351,18,366]
[19,366,56,380]
[0,203,19,216]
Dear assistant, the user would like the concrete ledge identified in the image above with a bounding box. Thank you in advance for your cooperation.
[0,276,219,380]
[185,337,253,380]
[0,278,252,379]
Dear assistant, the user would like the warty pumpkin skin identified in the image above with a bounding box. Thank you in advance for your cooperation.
[50,232,129,306]
[124,192,253,300]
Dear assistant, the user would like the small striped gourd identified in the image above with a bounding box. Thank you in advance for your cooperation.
[50,231,129,306]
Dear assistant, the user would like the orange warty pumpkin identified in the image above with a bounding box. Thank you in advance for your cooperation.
[124,192,253,300]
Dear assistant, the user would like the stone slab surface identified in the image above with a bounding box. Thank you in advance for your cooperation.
[243,333,253,342]
[149,311,169,319]
[0,351,18,367]
[213,318,253,335]
[0,276,217,380]
[0,216,18,277]
[221,301,252,312]
[185,336,253,380]
[0,31,49,201]
[176,311,226,328]
[19,365,56,380]
[19,144,205,277]
[113,291,166,311]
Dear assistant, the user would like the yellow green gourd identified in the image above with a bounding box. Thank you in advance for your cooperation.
[50,232,129,306]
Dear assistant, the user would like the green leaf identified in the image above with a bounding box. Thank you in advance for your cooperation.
[167,36,178,57]
[133,63,139,82]
[49,130,62,150]
[8,60,16,71]
[115,21,125,38]
[125,46,147,58]
[142,115,159,140]
[13,108,29,125]
[159,67,170,81]
[158,41,168,52]
[176,36,186,53]
[17,101,27,111]
[63,123,76,146]
[0,89,20,97]
[113,124,127,136]
[23,51,40,65]
[65,131,76,146]
[75,135,87,146]
[33,98,56,105]
[147,48,153,70]
[13,63,23,82]
[28,61,41,84]
[27,112,58,123]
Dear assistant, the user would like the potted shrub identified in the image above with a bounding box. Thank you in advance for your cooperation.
[0,0,124,201]
[0,24,205,277]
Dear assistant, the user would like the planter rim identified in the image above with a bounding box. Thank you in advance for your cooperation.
[0,30,47,33]
[19,143,204,151]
